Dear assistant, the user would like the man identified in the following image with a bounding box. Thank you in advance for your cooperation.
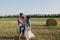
[17,13,25,40]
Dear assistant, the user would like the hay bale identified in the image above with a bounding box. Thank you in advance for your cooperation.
[46,18,57,26]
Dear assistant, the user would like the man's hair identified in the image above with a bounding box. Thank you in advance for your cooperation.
[26,15,30,19]
[20,13,23,16]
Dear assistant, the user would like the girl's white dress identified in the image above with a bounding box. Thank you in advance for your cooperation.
[24,26,35,38]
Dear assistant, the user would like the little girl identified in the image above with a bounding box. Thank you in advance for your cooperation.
[24,15,35,40]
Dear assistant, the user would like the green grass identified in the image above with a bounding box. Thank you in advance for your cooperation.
[0,18,17,21]
[0,18,60,40]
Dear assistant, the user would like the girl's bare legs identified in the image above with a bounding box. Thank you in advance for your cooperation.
[19,34,22,40]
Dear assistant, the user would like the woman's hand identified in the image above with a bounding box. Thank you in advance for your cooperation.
[28,28,31,31]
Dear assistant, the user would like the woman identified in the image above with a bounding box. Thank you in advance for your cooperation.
[24,15,35,40]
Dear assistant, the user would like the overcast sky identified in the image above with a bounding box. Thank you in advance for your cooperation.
[0,0,60,16]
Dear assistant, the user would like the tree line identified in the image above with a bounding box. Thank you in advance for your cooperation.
[0,14,60,18]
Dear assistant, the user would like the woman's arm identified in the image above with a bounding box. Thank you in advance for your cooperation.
[28,20,31,30]
[29,20,31,28]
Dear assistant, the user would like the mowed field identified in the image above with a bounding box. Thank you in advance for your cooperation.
[0,18,60,40]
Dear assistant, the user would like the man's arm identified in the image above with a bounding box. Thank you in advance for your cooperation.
[17,18,25,25]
